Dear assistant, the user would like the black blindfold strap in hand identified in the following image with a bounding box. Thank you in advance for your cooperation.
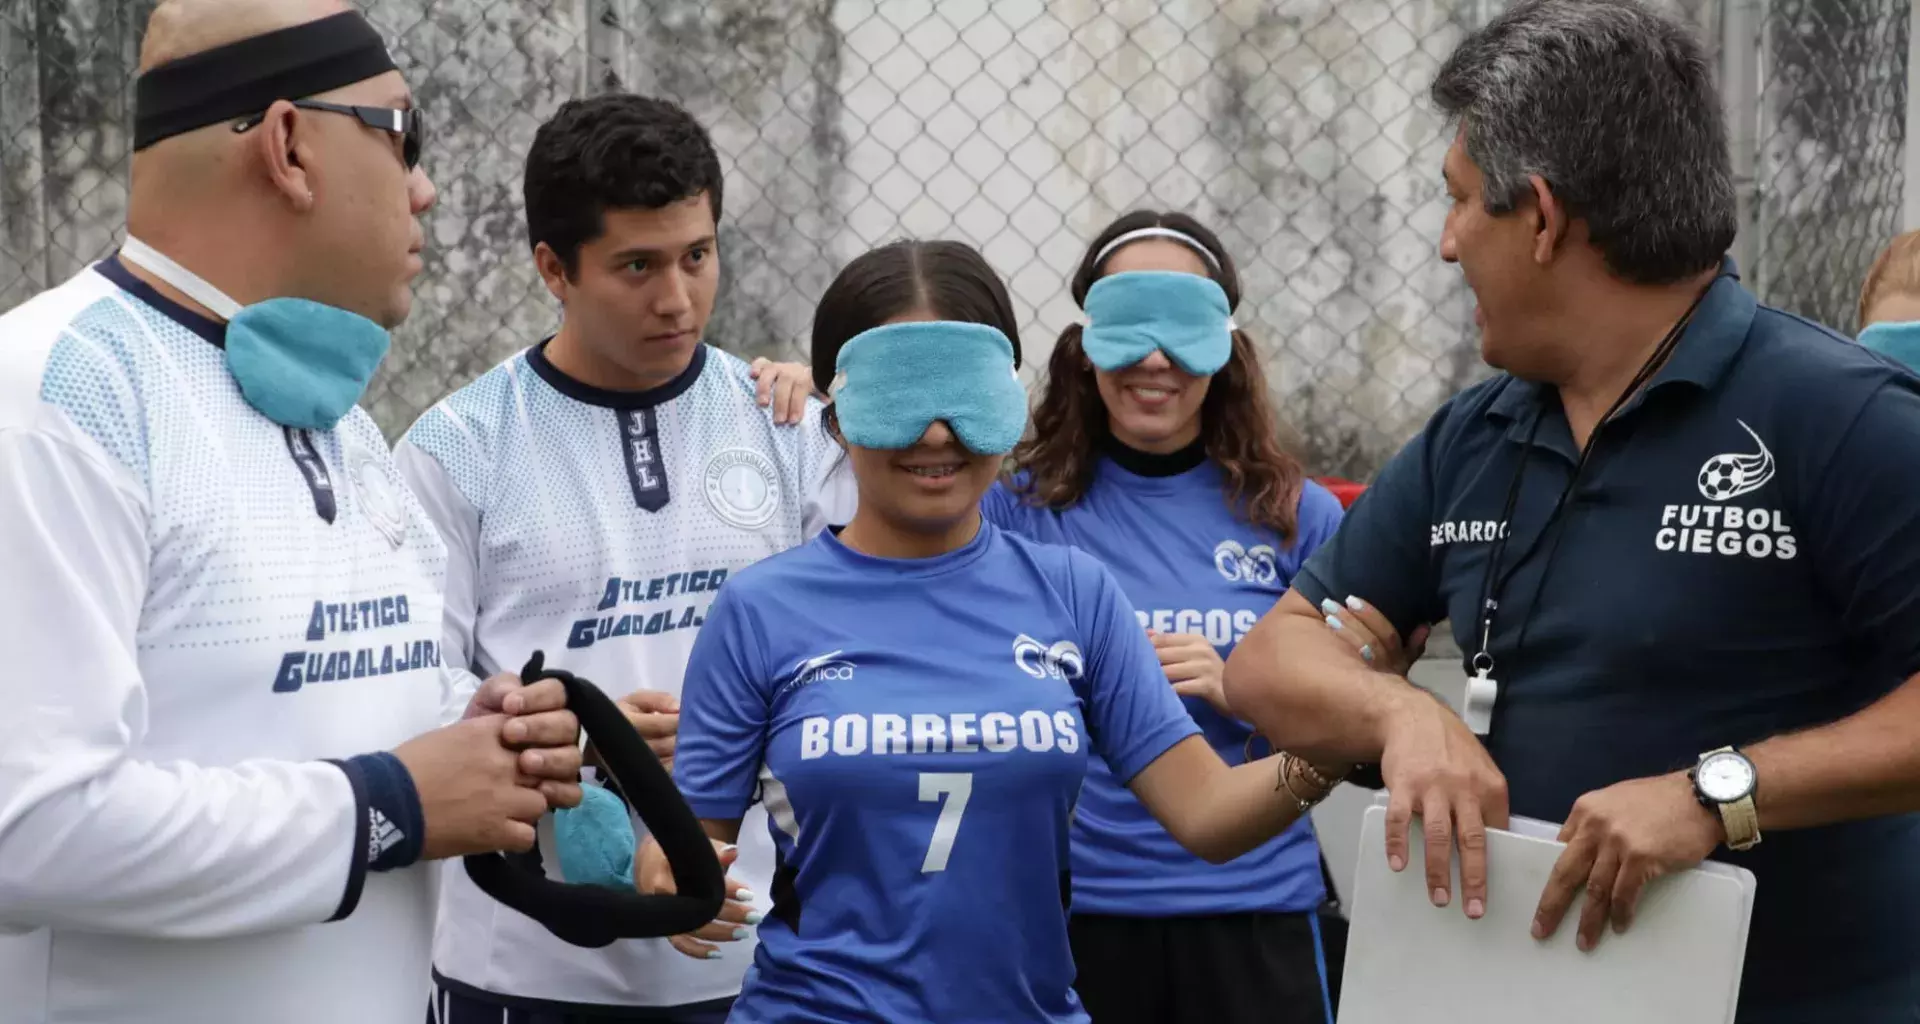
[463,651,726,948]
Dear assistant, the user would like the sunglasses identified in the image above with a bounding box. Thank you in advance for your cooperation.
[234,100,426,170]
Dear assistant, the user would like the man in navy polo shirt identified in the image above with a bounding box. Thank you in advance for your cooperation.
[1223,2,1920,1021]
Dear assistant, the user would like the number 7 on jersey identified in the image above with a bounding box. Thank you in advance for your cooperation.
[918,772,972,872]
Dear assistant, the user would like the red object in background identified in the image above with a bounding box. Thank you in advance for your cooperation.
[1316,476,1367,509]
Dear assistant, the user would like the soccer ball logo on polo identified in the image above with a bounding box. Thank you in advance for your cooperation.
[1696,420,1774,501]
[1657,419,1797,560]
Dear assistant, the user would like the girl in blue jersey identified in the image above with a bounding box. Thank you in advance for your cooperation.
[648,240,1351,1024]
[983,210,1363,1024]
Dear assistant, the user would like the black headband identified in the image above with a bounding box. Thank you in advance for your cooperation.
[133,10,398,151]
[463,652,727,948]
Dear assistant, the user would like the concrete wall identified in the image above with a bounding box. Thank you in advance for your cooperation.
[4,0,1894,469]
[1,1,1900,466]
[1,0,1486,478]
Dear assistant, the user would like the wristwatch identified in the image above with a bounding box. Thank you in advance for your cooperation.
[1689,746,1761,851]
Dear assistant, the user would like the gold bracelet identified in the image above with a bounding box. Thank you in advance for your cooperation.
[1277,754,1324,812]
[1276,751,1340,809]
[1292,757,1343,792]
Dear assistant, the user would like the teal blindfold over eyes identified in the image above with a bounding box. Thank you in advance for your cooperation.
[1859,320,1920,374]
[1081,270,1234,376]
[832,321,1028,455]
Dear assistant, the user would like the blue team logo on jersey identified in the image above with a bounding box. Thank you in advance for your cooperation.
[1012,634,1083,681]
[1212,539,1277,584]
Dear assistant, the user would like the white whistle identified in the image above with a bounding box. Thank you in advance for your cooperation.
[1463,668,1497,735]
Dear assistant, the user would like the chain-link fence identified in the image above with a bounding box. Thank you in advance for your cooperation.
[0,0,1908,478]
[1746,0,1909,332]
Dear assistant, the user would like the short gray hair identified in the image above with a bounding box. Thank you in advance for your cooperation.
[1432,0,1736,285]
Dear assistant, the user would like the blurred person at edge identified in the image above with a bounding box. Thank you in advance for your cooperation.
[1223,2,1920,1022]
[1856,229,1920,370]
[0,2,582,1023]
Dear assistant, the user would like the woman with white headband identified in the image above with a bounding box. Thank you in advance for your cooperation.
[985,210,1391,1024]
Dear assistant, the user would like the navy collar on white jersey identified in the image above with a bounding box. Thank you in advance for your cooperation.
[95,255,227,348]
[526,338,708,410]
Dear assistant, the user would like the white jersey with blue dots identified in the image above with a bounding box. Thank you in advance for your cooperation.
[396,340,854,1011]
[0,260,451,1024]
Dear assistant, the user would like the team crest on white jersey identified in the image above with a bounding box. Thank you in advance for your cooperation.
[1012,634,1083,681]
[1697,420,1775,502]
[1213,539,1277,583]
[348,443,407,549]
[703,447,781,529]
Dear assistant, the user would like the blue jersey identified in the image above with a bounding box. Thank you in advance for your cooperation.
[983,464,1344,916]
[673,522,1201,1023]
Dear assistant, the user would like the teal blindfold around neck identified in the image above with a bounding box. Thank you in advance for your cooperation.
[118,237,389,431]
[1081,270,1234,376]
[832,321,1028,455]
[1859,320,1920,373]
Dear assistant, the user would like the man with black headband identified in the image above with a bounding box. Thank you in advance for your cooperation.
[1224,2,1920,1021]
[0,3,585,1023]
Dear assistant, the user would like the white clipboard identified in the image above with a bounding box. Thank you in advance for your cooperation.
[1337,796,1756,1024]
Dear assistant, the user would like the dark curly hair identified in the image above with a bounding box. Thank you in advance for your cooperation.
[523,93,724,276]
[1009,210,1306,541]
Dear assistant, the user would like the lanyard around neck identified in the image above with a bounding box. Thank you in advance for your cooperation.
[118,237,243,319]
[1468,287,1713,683]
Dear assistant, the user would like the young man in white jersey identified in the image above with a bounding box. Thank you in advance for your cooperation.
[0,3,588,1023]
[396,93,852,1024]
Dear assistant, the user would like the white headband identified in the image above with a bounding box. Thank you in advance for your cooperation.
[1091,227,1222,273]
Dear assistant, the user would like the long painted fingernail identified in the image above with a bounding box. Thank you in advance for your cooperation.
[1360,644,1375,663]
[745,911,765,925]
[1432,887,1449,907]
[1325,615,1344,631]
[1467,898,1484,919]
[1389,854,1406,871]
[721,845,738,856]
[731,927,750,940]
[704,949,723,960]
[734,888,755,902]
[1320,598,1341,615]
[1346,595,1367,612]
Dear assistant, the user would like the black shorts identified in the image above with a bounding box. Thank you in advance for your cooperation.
[427,977,734,1024]
[1068,910,1339,1024]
